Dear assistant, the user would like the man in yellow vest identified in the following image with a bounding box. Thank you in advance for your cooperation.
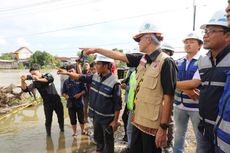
[80,21,177,153]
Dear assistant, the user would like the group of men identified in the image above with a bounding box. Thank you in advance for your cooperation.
[19,3,230,153]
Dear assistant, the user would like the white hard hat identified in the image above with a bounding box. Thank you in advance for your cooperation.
[161,43,175,52]
[200,10,228,29]
[133,22,162,42]
[94,54,114,63]
[183,31,203,43]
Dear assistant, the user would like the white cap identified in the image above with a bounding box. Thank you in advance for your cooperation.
[161,43,175,52]
[133,22,162,42]
[183,31,203,43]
[200,10,228,29]
[94,54,114,63]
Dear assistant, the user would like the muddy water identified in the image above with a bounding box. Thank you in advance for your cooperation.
[0,70,94,153]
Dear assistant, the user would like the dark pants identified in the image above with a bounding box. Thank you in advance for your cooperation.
[44,99,64,135]
[94,120,114,153]
[130,126,162,153]
[83,95,89,122]
[122,104,129,139]
[68,107,84,125]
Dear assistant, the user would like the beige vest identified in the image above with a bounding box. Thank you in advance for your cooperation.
[133,52,168,129]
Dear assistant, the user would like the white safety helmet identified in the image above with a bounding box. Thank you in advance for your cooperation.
[94,54,114,63]
[200,10,228,29]
[183,31,203,44]
[133,22,162,42]
[161,43,175,52]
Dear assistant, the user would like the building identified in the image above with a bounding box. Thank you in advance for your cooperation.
[0,60,18,69]
[14,47,33,60]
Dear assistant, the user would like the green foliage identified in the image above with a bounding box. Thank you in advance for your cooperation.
[77,50,95,64]
[29,50,60,68]
[112,48,126,68]
[0,52,14,60]
[17,63,26,69]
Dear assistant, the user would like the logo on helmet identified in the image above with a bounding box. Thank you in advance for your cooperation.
[144,23,151,30]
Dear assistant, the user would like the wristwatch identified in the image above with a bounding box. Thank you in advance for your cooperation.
[160,123,169,130]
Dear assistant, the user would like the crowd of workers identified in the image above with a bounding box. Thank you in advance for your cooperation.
[19,2,230,153]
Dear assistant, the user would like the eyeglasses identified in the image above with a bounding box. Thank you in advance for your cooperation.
[202,29,227,36]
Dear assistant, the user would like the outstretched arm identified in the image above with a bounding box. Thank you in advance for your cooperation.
[57,69,80,80]
[80,48,129,63]
[176,79,201,90]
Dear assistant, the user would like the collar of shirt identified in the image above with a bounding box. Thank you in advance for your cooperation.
[99,72,112,82]
[207,44,230,65]
[144,48,161,64]
[182,52,201,62]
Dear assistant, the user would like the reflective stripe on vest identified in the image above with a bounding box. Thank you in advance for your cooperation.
[174,57,199,109]
[198,51,230,124]
[215,70,230,153]
[199,116,216,125]
[89,74,119,117]
[127,70,136,110]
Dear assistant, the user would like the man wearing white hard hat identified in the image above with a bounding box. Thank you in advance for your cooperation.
[177,10,230,153]
[57,54,122,153]
[81,22,177,153]
[173,31,203,153]
[161,43,175,57]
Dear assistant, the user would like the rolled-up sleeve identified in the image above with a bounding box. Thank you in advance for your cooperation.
[161,58,177,95]
[126,53,143,67]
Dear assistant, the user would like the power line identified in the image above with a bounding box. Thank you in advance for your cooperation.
[4,7,191,39]
[0,0,98,17]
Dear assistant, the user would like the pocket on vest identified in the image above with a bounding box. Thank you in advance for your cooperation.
[138,102,161,121]
[142,75,158,90]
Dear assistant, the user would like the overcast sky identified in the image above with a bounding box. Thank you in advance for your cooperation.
[0,0,228,58]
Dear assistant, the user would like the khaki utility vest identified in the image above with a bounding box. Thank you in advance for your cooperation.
[133,52,168,129]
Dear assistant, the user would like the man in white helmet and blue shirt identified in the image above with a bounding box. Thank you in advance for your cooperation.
[57,54,122,153]
[173,31,203,153]
[177,10,230,153]
[80,21,177,153]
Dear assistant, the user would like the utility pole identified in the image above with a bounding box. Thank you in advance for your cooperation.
[193,0,196,31]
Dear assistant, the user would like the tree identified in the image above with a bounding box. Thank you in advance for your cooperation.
[29,51,60,68]
[77,50,95,64]
[112,48,126,68]
[0,52,14,60]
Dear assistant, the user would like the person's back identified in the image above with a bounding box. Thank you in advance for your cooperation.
[32,73,60,101]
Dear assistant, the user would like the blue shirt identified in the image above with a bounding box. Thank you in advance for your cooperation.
[62,78,86,108]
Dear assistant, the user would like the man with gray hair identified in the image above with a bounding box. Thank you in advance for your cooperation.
[81,21,177,153]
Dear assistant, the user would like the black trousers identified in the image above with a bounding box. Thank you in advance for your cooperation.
[44,100,64,132]
[122,104,129,138]
[94,120,114,153]
[130,126,162,153]
[68,107,84,125]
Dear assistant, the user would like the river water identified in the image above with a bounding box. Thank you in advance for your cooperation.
[0,70,93,153]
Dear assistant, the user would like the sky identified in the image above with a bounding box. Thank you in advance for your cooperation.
[0,0,228,58]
